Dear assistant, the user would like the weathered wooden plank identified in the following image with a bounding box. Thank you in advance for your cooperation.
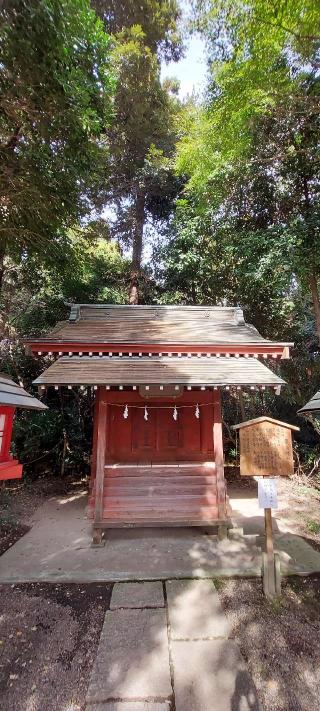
[88,510,220,521]
[102,484,217,495]
[88,518,226,527]
[103,474,217,482]
[93,392,108,527]
[102,483,217,495]
[213,390,226,519]
[104,467,216,478]
[89,495,218,507]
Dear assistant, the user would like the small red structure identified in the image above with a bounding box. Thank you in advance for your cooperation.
[28,304,291,542]
[0,373,47,480]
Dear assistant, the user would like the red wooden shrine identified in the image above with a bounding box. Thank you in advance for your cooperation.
[0,373,47,481]
[29,304,291,542]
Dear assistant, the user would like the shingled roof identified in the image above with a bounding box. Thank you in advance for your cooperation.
[0,373,47,410]
[298,391,320,415]
[33,356,284,388]
[31,304,292,346]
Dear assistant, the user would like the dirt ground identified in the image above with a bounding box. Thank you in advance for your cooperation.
[225,468,320,548]
[218,577,320,711]
[0,582,112,711]
[276,476,320,547]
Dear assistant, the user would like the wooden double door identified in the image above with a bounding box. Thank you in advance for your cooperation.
[107,394,214,463]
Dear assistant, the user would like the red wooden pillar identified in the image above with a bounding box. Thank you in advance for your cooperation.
[0,406,23,480]
[92,388,108,545]
[213,390,226,521]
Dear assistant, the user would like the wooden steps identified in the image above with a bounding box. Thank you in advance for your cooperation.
[88,462,222,526]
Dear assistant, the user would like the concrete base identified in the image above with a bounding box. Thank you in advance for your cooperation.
[0,489,319,583]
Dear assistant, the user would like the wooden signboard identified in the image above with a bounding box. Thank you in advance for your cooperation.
[233,417,299,477]
[232,417,300,599]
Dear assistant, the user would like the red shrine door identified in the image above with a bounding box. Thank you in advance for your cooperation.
[108,397,214,462]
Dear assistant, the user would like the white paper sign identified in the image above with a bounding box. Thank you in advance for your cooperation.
[258,477,278,510]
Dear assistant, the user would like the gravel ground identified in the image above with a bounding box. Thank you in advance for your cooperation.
[276,477,320,547]
[218,576,320,711]
[0,582,112,711]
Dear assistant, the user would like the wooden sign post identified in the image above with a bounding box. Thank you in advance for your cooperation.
[258,476,280,598]
[232,417,299,599]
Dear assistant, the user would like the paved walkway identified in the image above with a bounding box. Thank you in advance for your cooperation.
[0,488,320,582]
[85,579,261,711]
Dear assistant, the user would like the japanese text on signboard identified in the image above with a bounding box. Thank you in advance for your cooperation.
[239,421,294,477]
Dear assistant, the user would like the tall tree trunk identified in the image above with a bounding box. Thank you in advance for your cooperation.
[0,239,7,295]
[300,174,320,342]
[0,240,7,338]
[238,391,246,421]
[129,189,145,304]
[310,271,320,343]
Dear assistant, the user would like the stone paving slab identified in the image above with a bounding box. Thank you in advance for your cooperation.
[110,582,164,609]
[166,579,231,640]
[275,534,320,574]
[171,639,261,711]
[86,608,172,703]
[87,704,170,711]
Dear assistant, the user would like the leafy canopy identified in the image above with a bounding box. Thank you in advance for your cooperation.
[178,0,320,190]
[0,0,115,259]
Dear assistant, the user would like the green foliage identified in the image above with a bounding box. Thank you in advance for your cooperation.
[174,2,320,336]
[13,393,93,477]
[94,2,183,300]
[108,24,180,200]
[94,0,182,61]
[0,0,115,261]
[161,0,320,474]
[0,340,94,476]
[306,520,320,534]
[192,0,320,164]
[0,222,131,475]
[0,221,130,337]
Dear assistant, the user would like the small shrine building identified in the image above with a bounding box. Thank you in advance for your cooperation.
[298,391,320,417]
[0,373,47,480]
[28,304,291,542]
